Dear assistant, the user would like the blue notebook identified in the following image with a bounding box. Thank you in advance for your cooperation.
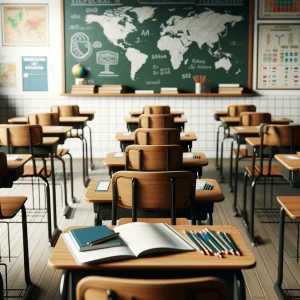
[69,226,121,252]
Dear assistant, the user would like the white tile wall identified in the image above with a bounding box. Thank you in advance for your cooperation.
[0,94,299,158]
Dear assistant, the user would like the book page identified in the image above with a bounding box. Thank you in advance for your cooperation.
[62,233,135,264]
[114,223,194,257]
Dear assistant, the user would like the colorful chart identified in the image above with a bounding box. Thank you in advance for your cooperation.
[264,0,300,12]
[257,24,300,89]
[259,0,300,18]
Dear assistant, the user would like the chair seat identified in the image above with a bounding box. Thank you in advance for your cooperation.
[22,165,51,177]
[67,131,82,138]
[117,218,189,226]
[195,179,224,203]
[56,148,69,156]
[245,165,260,176]
[232,148,252,158]
[0,196,27,218]
[255,165,281,176]
[245,165,281,177]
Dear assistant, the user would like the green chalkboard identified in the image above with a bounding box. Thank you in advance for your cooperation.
[62,0,253,94]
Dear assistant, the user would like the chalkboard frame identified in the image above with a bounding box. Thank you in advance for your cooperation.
[61,0,254,95]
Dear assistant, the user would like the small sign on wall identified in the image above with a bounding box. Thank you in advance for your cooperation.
[22,56,48,91]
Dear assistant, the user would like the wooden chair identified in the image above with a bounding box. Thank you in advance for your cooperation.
[28,112,75,206]
[112,170,196,225]
[243,124,300,245]
[143,105,170,114]
[138,114,174,129]
[229,112,272,202]
[134,128,180,145]
[0,152,31,294]
[51,104,92,178]
[0,124,54,244]
[51,105,80,117]
[76,275,228,300]
[125,145,183,171]
[216,104,256,179]
[28,112,60,126]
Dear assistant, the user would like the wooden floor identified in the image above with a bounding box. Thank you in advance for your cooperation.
[1,158,300,300]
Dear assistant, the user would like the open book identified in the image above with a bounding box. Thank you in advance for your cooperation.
[62,222,195,264]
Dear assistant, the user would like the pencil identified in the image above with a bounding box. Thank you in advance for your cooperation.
[216,231,234,254]
[193,232,213,255]
[205,228,229,254]
[200,231,222,258]
[191,231,210,255]
[223,232,240,256]
[202,231,223,255]
[184,230,205,255]
[87,232,120,246]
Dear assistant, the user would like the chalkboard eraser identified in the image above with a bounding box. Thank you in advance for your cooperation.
[135,90,154,94]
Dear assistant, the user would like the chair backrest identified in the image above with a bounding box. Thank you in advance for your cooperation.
[260,124,300,150]
[112,170,196,225]
[227,104,256,117]
[125,145,183,171]
[0,152,8,185]
[257,124,300,176]
[138,114,174,129]
[0,125,44,176]
[76,276,228,300]
[240,112,272,126]
[0,125,43,148]
[143,105,171,114]
[134,128,180,145]
[28,113,60,126]
[51,105,80,117]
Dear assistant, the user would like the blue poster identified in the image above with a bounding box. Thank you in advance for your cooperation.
[22,56,48,91]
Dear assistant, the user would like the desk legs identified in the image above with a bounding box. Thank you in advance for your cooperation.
[274,207,286,300]
[85,125,95,170]
[79,135,90,187]
[21,205,35,299]
[55,156,74,219]
[49,153,62,246]
[215,124,223,170]
[229,139,235,192]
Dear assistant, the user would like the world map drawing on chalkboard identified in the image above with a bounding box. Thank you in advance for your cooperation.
[64,1,252,93]
[86,7,243,80]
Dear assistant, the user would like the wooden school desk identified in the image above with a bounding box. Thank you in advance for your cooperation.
[78,110,96,170]
[48,225,256,300]
[7,111,95,123]
[115,131,197,152]
[42,126,72,144]
[217,117,293,182]
[85,178,224,226]
[0,154,34,299]
[7,117,28,124]
[58,116,90,187]
[2,154,32,187]
[229,126,260,214]
[42,126,74,217]
[274,154,300,300]
[1,137,61,246]
[129,111,184,118]
[103,151,208,178]
[124,117,188,132]
[8,111,96,169]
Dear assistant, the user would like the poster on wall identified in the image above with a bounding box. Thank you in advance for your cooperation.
[258,0,300,19]
[257,24,300,90]
[22,56,48,91]
[1,4,49,46]
[0,63,16,87]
